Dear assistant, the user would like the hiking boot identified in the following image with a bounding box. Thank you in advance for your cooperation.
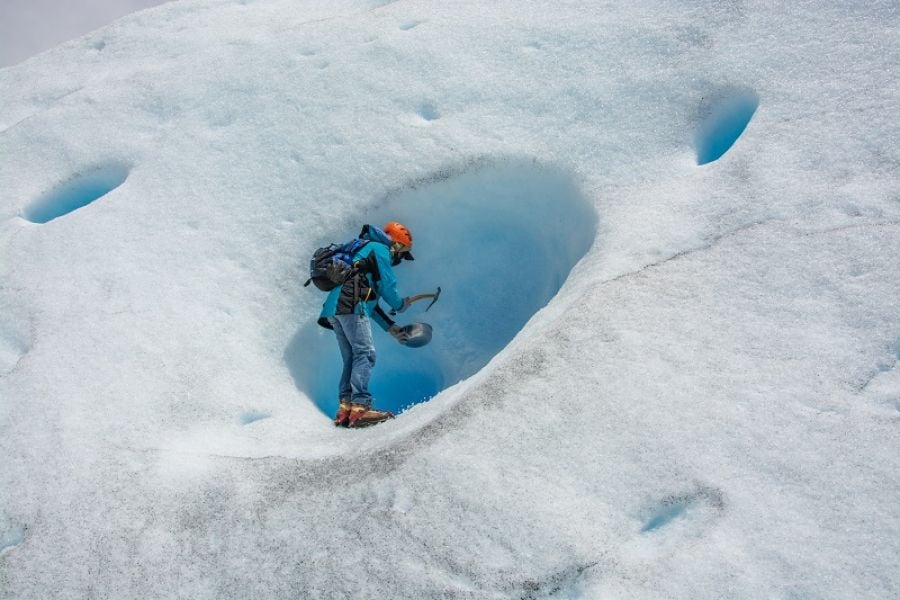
[334,399,352,427]
[347,402,394,428]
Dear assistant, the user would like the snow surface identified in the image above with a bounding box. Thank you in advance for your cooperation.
[1,0,898,597]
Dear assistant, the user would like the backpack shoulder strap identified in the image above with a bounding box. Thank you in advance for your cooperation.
[347,239,370,262]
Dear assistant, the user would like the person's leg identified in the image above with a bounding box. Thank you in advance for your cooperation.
[334,313,376,406]
[328,317,353,402]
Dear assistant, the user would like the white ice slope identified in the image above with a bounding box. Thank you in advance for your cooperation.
[1,0,898,597]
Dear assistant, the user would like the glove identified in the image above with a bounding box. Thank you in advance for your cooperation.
[388,325,409,345]
[389,297,412,316]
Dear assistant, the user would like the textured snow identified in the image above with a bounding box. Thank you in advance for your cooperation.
[1,0,898,598]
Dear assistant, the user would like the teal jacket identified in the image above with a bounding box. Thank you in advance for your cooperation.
[318,225,405,331]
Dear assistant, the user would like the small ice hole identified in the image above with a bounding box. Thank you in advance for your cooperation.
[22,164,129,224]
[695,90,759,165]
[0,525,27,554]
[641,501,688,532]
[418,103,439,122]
[239,410,271,425]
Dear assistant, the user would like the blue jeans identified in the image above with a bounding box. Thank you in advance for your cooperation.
[328,314,376,406]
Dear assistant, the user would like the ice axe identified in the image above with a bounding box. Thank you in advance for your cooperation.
[391,286,441,315]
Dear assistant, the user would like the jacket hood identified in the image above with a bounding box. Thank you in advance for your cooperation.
[358,224,392,245]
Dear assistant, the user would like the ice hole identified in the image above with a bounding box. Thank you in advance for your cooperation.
[695,89,758,165]
[418,102,439,122]
[0,324,29,376]
[238,410,271,425]
[286,159,596,418]
[22,164,129,224]
[640,487,724,533]
[641,500,688,532]
[0,524,27,554]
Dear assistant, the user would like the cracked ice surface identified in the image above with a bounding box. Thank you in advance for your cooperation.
[0,0,898,598]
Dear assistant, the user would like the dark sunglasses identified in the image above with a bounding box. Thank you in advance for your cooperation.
[389,242,414,266]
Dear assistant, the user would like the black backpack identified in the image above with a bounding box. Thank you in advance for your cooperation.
[304,239,370,291]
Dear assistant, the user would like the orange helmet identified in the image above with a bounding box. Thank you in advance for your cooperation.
[384,221,413,248]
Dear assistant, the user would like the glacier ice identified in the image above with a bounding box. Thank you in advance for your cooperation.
[0,0,898,598]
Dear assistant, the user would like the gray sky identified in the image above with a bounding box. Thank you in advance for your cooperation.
[0,0,170,67]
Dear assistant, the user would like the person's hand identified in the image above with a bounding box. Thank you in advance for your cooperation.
[396,297,411,313]
[389,325,409,345]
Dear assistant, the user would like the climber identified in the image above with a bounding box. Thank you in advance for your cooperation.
[317,222,414,428]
